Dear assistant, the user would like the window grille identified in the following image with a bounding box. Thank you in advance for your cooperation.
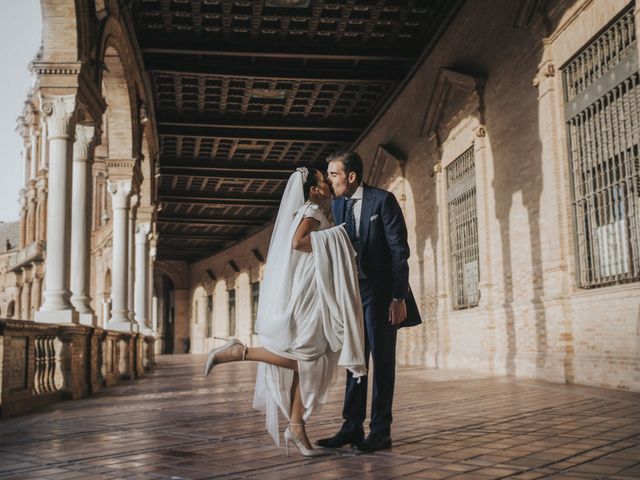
[228,289,236,336]
[251,282,260,334]
[446,146,480,309]
[563,5,640,288]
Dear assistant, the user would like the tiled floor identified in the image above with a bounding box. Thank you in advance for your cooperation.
[1,355,639,479]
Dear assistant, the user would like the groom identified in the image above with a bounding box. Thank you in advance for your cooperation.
[318,150,421,453]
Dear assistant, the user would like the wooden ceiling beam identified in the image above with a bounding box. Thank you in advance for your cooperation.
[157,124,358,142]
[156,115,366,133]
[157,217,266,227]
[146,60,404,82]
[141,45,416,62]
[160,193,280,207]
[159,164,292,180]
[159,233,240,241]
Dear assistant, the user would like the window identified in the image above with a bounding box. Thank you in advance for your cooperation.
[228,289,236,336]
[206,294,213,338]
[446,146,480,309]
[563,6,640,288]
[251,281,260,333]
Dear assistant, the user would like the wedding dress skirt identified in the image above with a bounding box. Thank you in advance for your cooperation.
[253,209,366,445]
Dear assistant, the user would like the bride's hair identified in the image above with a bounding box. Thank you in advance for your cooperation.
[302,166,321,201]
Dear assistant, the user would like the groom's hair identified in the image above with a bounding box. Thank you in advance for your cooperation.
[326,150,363,183]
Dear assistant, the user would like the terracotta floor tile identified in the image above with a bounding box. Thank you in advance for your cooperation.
[1,355,639,480]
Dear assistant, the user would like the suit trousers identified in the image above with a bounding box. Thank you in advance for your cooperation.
[341,278,397,437]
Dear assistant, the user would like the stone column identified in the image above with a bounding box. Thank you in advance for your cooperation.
[107,179,134,331]
[70,124,97,325]
[21,146,30,187]
[134,223,152,334]
[31,267,43,314]
[29,127,39,181]
[21,267,32,319]
[35,95,79,324]
[36,176,48,243]
[18,190,27,249]
[39,118,48,172]
[128,195,139,328]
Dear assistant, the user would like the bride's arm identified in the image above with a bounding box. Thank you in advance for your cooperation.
[292,217,320,253]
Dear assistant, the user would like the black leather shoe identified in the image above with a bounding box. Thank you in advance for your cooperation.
[316,430,364,449]
[355,432,392,453]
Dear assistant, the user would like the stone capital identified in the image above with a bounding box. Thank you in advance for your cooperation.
[135,223,151,244]
[108,179,133,209]
[40,95,77,140]
[73,124,98,162]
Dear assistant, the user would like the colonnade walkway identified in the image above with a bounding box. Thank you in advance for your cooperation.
[1,356,639,480]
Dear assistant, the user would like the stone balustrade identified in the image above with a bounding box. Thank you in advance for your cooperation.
[0,318,154,417]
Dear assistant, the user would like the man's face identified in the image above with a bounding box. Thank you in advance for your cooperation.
[327,160,357,198]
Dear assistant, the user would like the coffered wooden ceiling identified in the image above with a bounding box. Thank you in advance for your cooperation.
[131,0,462,261]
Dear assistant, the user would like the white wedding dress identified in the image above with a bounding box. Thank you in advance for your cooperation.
[252,171,366,445]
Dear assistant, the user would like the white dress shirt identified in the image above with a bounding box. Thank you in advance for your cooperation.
[347,183,364,239]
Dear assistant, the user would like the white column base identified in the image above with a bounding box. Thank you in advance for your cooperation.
[35,309,79,325]
[71,295,94,315]
[40,290,74,312]
[78,312,96,327]
[107,309,135,332]
[139,326,154,337]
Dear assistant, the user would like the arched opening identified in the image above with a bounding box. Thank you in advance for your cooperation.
[154,273,175,354]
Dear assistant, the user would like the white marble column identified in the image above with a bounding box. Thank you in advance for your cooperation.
[134,223,152,334]
[70,124,97,325]
[107,179,134,331]
[128,195,139,329]
[35,95,79,324]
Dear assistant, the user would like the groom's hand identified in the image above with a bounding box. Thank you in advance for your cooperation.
[389,299,407,325]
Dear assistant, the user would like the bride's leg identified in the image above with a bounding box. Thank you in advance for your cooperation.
[213,345,298,370]
[289,371,312,449]
[245,347,298,370]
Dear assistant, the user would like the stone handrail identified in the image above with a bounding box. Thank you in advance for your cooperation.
[0,319,155,418]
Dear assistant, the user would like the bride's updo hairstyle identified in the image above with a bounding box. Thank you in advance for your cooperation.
[301,166,321,201]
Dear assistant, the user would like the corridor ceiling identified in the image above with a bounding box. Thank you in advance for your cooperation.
[131,0,461,261]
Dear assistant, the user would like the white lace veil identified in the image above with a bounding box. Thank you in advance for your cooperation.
[254,169,306,349]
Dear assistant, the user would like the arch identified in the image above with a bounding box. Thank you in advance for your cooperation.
[153,260,189,290]
[101,43,137,159]
[95,15,159,161]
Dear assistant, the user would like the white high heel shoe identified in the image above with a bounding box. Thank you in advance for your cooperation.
[284,423,328,457]
[203,337,247,377]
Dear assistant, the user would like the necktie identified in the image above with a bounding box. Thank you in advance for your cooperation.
[345,198,358,245]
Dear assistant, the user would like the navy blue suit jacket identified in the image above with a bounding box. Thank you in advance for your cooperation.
[332,183,422,328]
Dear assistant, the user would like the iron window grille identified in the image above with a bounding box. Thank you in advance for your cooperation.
[446,145,480,309]
[563,5,640,288]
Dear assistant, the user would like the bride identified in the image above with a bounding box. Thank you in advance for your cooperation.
[203,166,366,456]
